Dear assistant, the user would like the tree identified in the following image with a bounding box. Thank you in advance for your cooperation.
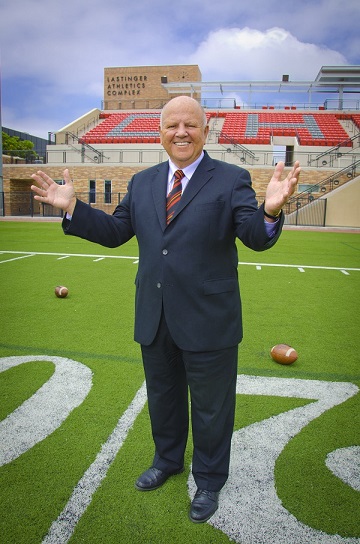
[2,132,37,161]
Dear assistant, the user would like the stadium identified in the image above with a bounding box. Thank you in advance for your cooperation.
[1,64,360,227]
[0,64,359,544]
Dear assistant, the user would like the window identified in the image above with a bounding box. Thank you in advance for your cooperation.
[104,180,112,204]
[89,180,96,204]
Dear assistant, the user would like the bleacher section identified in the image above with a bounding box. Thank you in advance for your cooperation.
[80,112,161,144]
[80,112,212,144]
[79,111,357,147]
[218,112,352,146]
[346,113,360,130]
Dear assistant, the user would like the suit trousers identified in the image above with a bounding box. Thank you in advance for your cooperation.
[141,310,238,492]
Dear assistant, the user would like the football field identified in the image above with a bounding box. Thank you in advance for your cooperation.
[0,221,359,543]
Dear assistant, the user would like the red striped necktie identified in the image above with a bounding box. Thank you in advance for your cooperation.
[166,169,185,224]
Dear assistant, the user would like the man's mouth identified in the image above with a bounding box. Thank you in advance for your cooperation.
[174,142,190,147]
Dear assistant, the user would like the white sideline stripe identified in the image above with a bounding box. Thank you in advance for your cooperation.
[341,269,350,275]
[0,251,359,272]
[0,250,137,260]
[298,267,305,272]
[238,261,360,272]
[93,258,104,262]
[57,255,70,260]
[0,254,35,264]
[42,382,147,544]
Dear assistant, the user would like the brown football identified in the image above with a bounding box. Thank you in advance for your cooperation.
[55,285,69,298]
[270,343,298,365]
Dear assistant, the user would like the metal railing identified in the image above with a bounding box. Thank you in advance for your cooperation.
[307,132,360,167]
[0,192,127,217]
[284,161,359,226]
[215,132,258,164]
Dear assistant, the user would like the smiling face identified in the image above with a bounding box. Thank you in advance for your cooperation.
[159,96,209,168]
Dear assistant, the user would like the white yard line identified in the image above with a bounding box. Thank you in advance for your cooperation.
[0,251,359,272]
[0,253,35,264]
[238,261,360,272]
[0,250,137,260]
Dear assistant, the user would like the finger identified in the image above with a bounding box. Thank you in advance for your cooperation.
[272,161,285,181]
[33,194,47,202]
[30,184,43,196]
[63,169,72,185]
[30,185,49,199]
[31,171,53,190]
[289,161,301,179]
[30,171,45,186]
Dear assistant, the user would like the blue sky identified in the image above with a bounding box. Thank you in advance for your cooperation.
[0,0,359,139]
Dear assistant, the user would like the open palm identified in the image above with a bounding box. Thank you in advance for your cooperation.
[31,169,77,215]
[265,161,301,215]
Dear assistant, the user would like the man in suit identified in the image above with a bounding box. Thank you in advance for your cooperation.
[31,96,300,524]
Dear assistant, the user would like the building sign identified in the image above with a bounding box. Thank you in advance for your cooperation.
[106,75,148,97]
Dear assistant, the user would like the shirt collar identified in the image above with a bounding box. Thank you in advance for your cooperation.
[168,151,204,180]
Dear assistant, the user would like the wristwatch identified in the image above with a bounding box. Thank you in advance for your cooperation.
[263,203,281,220]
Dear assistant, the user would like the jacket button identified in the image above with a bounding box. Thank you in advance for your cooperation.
[162,249,168,255]
[156,282,162,288]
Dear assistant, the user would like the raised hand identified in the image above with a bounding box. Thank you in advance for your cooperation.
[31,169,77,215]
[264,161,301,217]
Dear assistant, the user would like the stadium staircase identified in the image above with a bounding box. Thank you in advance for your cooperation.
[215,132,258,165]
[307,132,360,167]
[283,160,360,223]
[66,131,108,162]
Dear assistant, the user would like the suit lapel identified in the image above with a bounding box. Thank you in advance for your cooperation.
[151,162,168,231]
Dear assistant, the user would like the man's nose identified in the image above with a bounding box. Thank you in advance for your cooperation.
[176,123,188,136]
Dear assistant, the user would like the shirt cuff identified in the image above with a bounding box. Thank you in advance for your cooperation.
[264,218,279,238]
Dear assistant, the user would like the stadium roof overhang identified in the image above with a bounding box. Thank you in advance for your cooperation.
[161,65,360,99]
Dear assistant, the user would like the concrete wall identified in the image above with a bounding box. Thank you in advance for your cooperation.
[323,177,360,227]
[55,109,101,144]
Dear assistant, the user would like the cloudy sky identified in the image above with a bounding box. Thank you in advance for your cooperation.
[0,0,359,138]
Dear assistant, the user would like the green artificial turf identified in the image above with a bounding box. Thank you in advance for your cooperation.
[0,222,359,543]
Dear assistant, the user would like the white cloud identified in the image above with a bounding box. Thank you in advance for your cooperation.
[0,0,357,138]
[187,27,347,81]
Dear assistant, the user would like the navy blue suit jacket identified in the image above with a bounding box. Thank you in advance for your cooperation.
[63,151,284,351]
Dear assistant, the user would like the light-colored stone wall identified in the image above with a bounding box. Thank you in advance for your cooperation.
[3,164,358,227]
[2,163,334,204]
[3,164,144,194]
[103,65,201,110]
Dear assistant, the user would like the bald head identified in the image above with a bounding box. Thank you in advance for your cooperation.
[160,96,207,129]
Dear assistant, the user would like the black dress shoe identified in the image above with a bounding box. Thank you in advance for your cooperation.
[189,489,220,523]
[135,466,184,491]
